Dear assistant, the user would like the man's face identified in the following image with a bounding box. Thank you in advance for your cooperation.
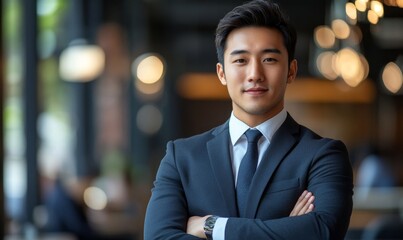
[216,26,297,127]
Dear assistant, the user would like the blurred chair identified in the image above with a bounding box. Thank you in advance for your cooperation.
[361,215,403,240]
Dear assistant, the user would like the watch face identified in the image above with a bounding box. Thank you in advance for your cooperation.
[204,216,218,239]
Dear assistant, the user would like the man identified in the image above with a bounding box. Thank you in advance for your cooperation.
[144,0,353,239]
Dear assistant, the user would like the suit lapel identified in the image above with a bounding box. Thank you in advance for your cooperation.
[245,114,300,218]
[207,122,239,216]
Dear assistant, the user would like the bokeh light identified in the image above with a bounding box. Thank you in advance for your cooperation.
[314,26,336,48]
[132,53,166,97]
[355,0,368,12]
[346,2,358,20]
[382,62,403,93]
[59,44,105,82]
[334,48,368,87]
[367,9,379,24]
[133,54,165,84]
[83,186,108,211]
[370,1,384,17]
[316,51,338,80]
[331,19,350,39]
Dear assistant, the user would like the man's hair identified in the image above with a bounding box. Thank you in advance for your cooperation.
[215,0,297,65]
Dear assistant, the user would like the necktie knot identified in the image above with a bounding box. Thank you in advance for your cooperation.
[245,129,262,144]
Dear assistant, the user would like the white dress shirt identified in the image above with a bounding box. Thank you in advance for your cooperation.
[212,109,287,240]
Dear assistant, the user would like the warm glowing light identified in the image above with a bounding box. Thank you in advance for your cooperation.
[355,0,368,12]
[136,104,163,135]
[331,19,350,39]
[316,51,338,80]
[382,62,403,93]
[367,10,379,24]
[335,48,366,87]
[178,73,229,100]
[383,0,403,7]
[132,53,166,97]
[370,1,384,17]
[314,26,336,49]
[84,187,108,210]
[59,44,105,82]
[346,2,358,20]
[133,54,165,84]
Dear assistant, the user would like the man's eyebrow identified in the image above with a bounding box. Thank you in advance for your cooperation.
[229,48,282,55]
[262,48,282,54]
[229,49,248,55]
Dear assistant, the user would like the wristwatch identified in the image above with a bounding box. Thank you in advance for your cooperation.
[204,215,218,240]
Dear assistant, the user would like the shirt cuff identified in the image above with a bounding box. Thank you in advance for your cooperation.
[212,217,228,240]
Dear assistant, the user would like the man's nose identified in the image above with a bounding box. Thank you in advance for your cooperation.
[247,60,264,82]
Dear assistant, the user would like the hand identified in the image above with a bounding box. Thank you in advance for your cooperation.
[289,190,315,216]
[187,191,314,237]
[187,215,211,238]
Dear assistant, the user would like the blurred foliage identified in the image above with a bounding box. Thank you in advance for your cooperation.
[37,0,68,30]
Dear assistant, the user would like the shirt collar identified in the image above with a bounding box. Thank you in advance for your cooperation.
[229,109,287,146]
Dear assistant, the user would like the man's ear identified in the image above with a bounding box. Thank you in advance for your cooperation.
[287,59,298,84]
[216,63,227,85]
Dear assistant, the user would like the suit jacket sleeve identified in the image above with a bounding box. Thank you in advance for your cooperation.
[225,139,353,240]
[145,128,353,240]
[144,141,203,240]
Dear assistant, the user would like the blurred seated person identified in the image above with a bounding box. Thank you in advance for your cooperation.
[355,145,396,198]
[44,175,133,240]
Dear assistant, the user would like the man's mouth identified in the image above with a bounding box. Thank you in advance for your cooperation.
[243,87,268,95]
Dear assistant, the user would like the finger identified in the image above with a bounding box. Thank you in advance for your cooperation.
[290,191,311,216]
[298,195,314,214]
[297,191,311,207]
[306,203,314,213]
[294,193,313,215]
[298,195,315,215]
[294,191,312,215]
[298,190,308,202]
[304,202,315,214]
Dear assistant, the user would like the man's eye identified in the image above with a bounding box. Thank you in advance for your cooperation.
[264,58,277,62]
[234,59,246,63]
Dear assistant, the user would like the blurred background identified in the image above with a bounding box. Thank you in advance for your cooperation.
[1,0,403,239]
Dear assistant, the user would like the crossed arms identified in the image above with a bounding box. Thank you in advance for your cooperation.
[144,138,353,240]
[186,190,315,238]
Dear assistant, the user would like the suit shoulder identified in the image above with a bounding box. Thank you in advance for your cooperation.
[171,122,228,147]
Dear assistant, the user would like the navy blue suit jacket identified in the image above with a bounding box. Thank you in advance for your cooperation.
[144,114,353,240]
